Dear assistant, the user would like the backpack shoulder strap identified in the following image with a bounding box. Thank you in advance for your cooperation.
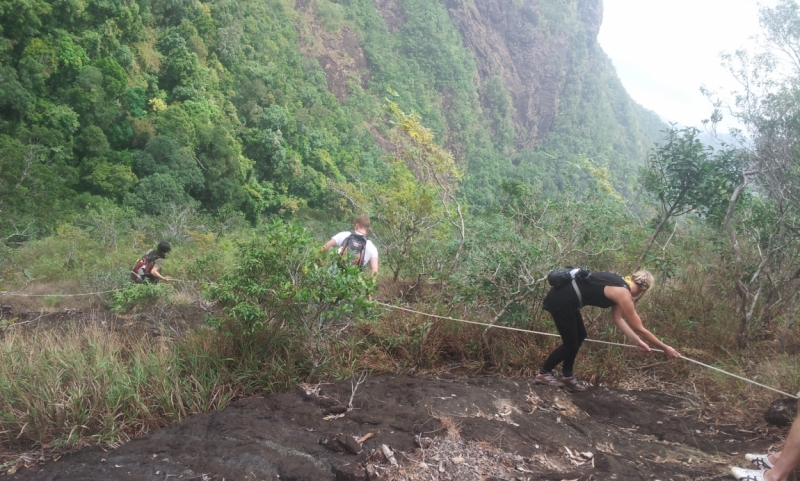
[571,279,583,307]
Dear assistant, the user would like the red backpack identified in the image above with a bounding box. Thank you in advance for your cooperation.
[131,252,157,282]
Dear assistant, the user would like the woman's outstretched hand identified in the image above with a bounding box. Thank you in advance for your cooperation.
[636,339,650,352]
[663,345,681,358]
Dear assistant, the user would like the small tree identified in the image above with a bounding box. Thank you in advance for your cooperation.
[333,95,465,283]
[710,0,800,347]
[454,180,634,321]
[638,126,735,269]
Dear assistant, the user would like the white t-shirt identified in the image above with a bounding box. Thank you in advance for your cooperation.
[331,231,378,267]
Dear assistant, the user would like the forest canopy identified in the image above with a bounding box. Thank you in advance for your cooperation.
[0,0,664,239]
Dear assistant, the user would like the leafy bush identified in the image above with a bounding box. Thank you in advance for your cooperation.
[207,219,377,336]
[110,282,172,314]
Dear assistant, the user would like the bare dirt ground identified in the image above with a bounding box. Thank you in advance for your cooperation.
[4,374,783,481]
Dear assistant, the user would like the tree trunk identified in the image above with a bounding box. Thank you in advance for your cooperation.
[635,205,676,271]
[724,174,751,349]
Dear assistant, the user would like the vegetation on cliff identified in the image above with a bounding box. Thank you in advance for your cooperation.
[0,0,662,236]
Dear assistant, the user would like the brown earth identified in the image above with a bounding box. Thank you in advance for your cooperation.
[5,374,782,481]
[374,0,406,34]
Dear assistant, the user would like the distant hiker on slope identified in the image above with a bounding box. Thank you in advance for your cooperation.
[323,216,379,277]
[731,398,800,481]
[535,269,680,391]
[131,241,172,284]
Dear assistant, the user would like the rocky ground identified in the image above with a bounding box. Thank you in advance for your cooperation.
[3,374,783,481]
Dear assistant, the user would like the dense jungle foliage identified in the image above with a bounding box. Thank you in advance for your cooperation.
[0,0,663,238]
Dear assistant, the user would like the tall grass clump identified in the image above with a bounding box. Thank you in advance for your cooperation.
[0,321,306,450]
[1,325,202,448]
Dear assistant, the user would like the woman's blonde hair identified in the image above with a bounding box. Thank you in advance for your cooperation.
[631,270,655,294]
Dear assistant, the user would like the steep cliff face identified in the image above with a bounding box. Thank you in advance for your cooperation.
[444,0,601,149]
[295,0,663,199]
[0,0,662,227]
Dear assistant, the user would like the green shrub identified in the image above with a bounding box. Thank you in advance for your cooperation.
[207,219,377,335]
[110,282,172,314]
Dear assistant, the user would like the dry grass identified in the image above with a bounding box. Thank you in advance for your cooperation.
[0,323,175,448]
[356,283,800,425]
[0,314,301,452]
[0,280,109,312]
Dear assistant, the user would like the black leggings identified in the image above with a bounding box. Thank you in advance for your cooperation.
[541,308,587,376]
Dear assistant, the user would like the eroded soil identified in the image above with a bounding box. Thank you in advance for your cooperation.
[6,375,778,481]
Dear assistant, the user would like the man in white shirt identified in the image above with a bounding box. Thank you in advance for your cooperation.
[323,216,379,277]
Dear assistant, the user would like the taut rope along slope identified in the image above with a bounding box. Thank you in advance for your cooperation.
[378,302,798,400]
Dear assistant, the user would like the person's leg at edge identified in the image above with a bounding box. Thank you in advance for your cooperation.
[763,400,800,481]
[540,308,583,375]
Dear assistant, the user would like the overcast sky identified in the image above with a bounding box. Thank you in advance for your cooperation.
[598,0,778,129]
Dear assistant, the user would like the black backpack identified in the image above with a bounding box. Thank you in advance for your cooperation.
[546,267,627,308]
[547,267,629,289]
[547,267,591,287]
[338,232,368,268]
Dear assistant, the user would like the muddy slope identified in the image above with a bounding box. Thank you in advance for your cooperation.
[7,375,773,480]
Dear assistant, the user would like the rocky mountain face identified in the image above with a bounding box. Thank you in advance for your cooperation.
[296,0,662,190]
[0,0,661,226]
[446,0,603,149]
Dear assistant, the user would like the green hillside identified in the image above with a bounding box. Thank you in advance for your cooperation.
[0,0,663,234]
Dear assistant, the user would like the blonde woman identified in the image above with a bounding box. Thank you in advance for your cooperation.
[535,270,681,391]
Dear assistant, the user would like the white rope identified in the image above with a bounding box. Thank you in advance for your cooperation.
[378,302,799,400]
[0,289,121,297]
[0,279,211,298]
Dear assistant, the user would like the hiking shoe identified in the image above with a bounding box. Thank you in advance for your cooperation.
[535,371,563,387]
[731,467,766,481]
[558,375,588,392]
[745,454,774,470]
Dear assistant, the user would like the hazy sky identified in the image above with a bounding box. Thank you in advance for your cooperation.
[598,0,778,129]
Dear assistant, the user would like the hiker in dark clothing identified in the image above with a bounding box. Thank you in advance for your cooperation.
[535,270,680,391]
[131,241,172,283]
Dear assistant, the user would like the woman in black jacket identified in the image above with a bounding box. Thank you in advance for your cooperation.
[535,270,680,391]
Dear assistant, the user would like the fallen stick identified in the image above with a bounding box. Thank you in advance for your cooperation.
[357,432,376,444]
